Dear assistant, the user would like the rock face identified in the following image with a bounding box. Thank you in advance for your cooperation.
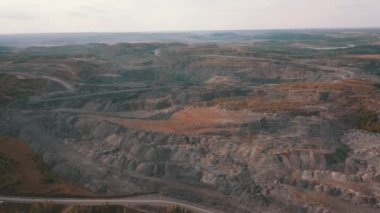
[4,107,379,212]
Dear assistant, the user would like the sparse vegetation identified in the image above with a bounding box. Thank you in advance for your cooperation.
[166,205,193,213]
[0,135,89,195]
[66,204,134,213]
[0,74,47,106]
[0,153,21,191]
[0,203,194,213]
[213,96,318,112]
[357,111,380,133]
[279,82,346,91]
[31,154,60,184]
[29,203,62,213]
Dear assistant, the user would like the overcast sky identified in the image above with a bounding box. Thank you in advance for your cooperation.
[0,0,379,34]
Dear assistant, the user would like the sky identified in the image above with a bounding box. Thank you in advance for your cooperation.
[0,0,379,34]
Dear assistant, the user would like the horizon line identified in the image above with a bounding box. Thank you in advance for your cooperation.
[1,26,380,36]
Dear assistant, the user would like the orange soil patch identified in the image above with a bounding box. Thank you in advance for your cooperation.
[340,79,374,85]
[108,107,256,133]
[213,96,319,113]
[280,79,374,90]
[0,135,91,196]
[336,80,380,113]
[285,185,379,213]
[214,80,380,113]
[106,80,379,133]
[269,148,333,156]
[323,180,380,197]
[278,82,346,91]
[290,173,380,202]
[344,54,380,60]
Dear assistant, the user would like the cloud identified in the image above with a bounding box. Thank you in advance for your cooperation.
[0,10,37,20]
[333,0,380,10]
[0,0,379,34]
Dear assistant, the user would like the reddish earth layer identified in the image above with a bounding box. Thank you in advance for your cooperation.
[344,55,380,60]
[286,185,379,213]
[108,107,258,134]
[0,135,91,196]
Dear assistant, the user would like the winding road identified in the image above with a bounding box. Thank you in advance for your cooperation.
[0,195,217,213]
[29,85,175,103]
[0,71,75,92]
[41,75,75,92]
